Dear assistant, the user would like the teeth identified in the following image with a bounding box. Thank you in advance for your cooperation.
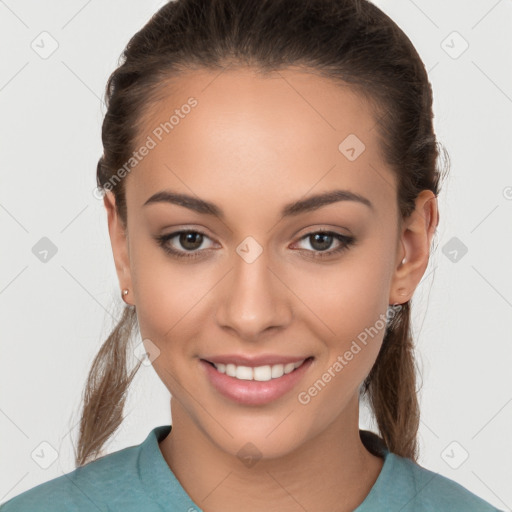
[212,359,305,381]
[236,365,253,380]
[226,363,236,377]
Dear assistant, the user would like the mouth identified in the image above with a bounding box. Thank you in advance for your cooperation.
[199,356,314,406]
[202,358,311,381]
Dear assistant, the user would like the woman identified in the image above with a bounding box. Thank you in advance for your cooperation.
[1,0,503,510]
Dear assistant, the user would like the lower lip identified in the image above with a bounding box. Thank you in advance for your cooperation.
[200,358,314,406]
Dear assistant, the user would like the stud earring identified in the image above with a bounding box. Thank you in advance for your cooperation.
[121,289,130,304]
[121,288,135,308]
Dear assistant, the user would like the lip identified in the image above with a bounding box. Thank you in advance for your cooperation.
[202,354,310,367]
[200,356,314,406]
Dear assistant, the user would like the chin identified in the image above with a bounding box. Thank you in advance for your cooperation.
[205,413,311,462]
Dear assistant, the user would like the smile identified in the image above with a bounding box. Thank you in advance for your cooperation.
[200,357,314,406]
[209,360,305,381]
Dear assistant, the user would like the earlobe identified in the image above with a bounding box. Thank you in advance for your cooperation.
[388,190,438,305]
[103,190,133,304]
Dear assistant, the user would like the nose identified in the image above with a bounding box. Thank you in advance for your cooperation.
[214,248,293,341]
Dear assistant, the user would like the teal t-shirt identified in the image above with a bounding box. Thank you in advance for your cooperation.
[0,425,503,511]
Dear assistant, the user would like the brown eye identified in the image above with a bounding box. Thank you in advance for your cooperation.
[308,232,335,252]
[179,232,204,251]
[155,229,215,259]
[294,231,356,260]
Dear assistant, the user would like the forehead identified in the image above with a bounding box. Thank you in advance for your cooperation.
[127,67,397,219]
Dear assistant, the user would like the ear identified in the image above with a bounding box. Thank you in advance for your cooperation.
[388,189,439,305]
[103,190,134,305]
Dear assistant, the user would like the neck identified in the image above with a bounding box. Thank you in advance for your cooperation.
[159,395,384,512]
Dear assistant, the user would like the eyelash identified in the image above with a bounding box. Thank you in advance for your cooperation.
[155,229,356,261]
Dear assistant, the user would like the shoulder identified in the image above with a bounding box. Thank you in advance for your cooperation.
[380,452,503,512]
[0,443,154,512]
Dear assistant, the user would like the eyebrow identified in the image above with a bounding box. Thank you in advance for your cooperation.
[143,188,374,218]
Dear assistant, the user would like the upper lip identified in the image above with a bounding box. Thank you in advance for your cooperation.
[202,354,312,367]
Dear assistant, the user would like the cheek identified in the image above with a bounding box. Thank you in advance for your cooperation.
[128,236,213,348]
[295,287,388,425]
[289,244,393,344]
[129,245,217,396]
[288,242,392,395]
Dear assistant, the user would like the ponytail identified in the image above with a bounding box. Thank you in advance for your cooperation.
[75,305,141,466]
[361,301,420,460]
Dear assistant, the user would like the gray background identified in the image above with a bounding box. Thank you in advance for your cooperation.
[1,0,511,509]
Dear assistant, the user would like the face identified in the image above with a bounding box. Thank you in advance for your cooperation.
[105,67,435,459]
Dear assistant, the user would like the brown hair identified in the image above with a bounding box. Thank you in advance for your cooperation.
[76,0,449,466]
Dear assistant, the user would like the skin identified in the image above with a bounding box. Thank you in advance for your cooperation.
[104,67,438,512]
